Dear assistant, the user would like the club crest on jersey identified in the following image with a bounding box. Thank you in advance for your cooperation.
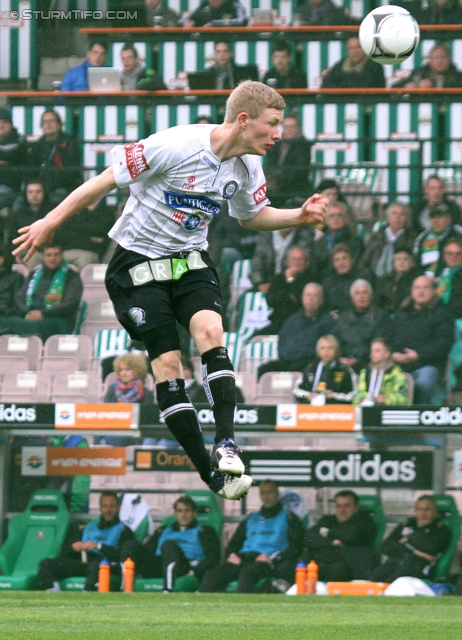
[223,180,238,200]
[171,210,206,232]
[128,306,146,327]
[125,142,149,179]
[253,183,267,205]
[164,191,221,215]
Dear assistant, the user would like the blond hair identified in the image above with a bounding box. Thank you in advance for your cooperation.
[224,80,286,122]
[316,334,340,358]
[114,353,148,380]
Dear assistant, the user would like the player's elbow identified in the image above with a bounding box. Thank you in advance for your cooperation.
[239,218,256,230]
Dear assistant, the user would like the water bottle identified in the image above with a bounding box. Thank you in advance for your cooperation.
[306,560,318,595]
[98,559,110,593]
[295,562,306,594]
[123,557,135,593]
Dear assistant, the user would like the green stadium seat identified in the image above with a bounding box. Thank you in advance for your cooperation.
[357,494,387,549]
[134,491,222,593]
[431,494,461,580]
[0,489,70,590]
[235,291,272,342]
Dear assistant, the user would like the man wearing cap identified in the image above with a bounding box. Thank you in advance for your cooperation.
[0,108,30,210]
[413,203,462,276]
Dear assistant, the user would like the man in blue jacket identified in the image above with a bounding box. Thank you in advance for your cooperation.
[198,480,304,593]
[60,41,107,92]
[38,491,135,591]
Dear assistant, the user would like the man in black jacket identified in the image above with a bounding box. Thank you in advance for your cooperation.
[29,110,83,205]
[387,275,454,404]
[38,491,136,591]
[322,38,385,89]
[0,242,83,340]
[129,495,220,591]
[9,180,52,253]
[303,490,377,581]
[392,44,462,89]
[199,480,304,593]
[262,41,307,90]
[412,175,462,232]
[181,0,246,27]
[370,495,451,583]
[0,108,31,209]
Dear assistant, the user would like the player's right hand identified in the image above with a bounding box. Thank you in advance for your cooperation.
[12,218,55,263]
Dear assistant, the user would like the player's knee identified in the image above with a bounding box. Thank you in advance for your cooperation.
[197,319,223,348]
[155,351,182,379]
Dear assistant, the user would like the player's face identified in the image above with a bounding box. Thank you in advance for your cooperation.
[174,502,197,527]
[259,483,280,508]
[444,243,462,268]
[100,496,120,522]
[118,362,136,383]
[242,108,282,156]
[415,499,438,526]
[335,496,358,523]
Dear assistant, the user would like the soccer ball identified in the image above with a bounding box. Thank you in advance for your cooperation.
[359,5,420,65]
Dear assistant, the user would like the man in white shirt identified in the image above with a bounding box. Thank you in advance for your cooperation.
[13,81,327,501]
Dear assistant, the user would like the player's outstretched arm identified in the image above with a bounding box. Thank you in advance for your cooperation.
[12,167,117,263]
[239,193,328,231]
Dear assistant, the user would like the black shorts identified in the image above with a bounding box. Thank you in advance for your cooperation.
[105,245,223,342]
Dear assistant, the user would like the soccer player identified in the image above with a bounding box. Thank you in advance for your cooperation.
[13,81,327,500]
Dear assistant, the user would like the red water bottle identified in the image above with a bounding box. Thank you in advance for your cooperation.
[306,560,318,595]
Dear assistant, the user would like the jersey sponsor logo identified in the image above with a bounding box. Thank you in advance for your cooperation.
[223,180,238,200]
[203,155,218,171]
[171,210,206,232]
[188,176,195,183]
[181,183,195,191]
[125,142,149,179]
[253,183,267,205]
[164,191,221,215]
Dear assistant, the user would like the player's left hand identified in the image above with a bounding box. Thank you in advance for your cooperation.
[300,193,329,226]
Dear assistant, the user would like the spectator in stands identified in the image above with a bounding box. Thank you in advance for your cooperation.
[313,202,364,277]
[263,246,320,334]
[321,243,367,314]
[0,241,24,317]
[386,275,454,404]
[250,224,313,293]
[435,238,462,318]
[257,282,335,378]
[413,203,462,276]
[370,495,451,583]
[38,491,135,592]
[412,175,462,231]
[393,44,462,89]
[314,179,348,207]
[421,0,462,24]
[60,41,108,92]
[120,44,166,91]
[0,108,30,210]
[52,197,115,270]
[262,41,307,89]
[375,247,420,314]
[352,337,409,406]
[182,0,247,27]
[321,37,386,89]
[359,202,417,277]
[292,334,355,404]
[204,40,257,90]
[129,495,220,591]
[140,0,179,26]
[104,353,155,404]
[264,114,311,205]
[0,242,83,341]
[334,279,388,373]
[296,0,353,25]
[194,115,214,124]
[29,110,83,205]
[10,180,51,256]
[303,490,377,581]
[199,480,304,594]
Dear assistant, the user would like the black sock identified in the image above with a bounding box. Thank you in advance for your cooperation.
[201,346,236,444]
[156,378,211,484]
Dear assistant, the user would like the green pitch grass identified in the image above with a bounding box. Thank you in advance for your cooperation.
[0,592,461,640]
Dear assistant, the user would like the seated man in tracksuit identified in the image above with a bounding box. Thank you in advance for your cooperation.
[130,495,220,591]
[38,490,135,591]
[198,480,304,594]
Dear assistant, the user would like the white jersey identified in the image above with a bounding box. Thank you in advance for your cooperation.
[109,124,269,259]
